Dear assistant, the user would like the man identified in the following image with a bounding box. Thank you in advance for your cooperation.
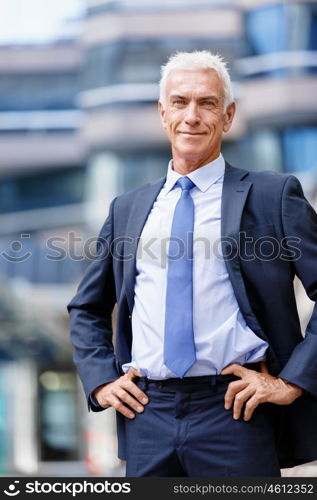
[68,51,317,476]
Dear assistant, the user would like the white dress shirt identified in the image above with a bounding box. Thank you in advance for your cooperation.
[122,154,268,379]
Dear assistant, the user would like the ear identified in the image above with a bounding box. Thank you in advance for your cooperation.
[223,101,236,133]
[158,100,167,130]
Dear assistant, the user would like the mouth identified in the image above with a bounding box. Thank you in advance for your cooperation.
[178,131,206,136]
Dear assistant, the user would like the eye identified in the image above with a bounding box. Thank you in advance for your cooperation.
[172,99,185,106]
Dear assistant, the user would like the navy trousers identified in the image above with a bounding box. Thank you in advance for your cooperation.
[124,375,281,477]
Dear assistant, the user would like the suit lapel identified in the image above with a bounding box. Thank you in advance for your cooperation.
[221,163,270,343]
[123,177,166,313]
[221,162,251,241]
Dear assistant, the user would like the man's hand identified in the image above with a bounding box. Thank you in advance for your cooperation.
[93,367,149,419]
[221,362,303,421]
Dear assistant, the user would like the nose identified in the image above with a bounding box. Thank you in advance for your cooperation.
[184,102,200,126]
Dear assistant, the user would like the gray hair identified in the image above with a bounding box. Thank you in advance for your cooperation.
[159,50,234,109]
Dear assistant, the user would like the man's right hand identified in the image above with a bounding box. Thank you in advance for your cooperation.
[93,367,149,419]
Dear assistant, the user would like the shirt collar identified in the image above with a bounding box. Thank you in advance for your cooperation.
[164,153,225,195]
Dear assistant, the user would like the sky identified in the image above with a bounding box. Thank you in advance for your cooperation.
[0,0,85,45]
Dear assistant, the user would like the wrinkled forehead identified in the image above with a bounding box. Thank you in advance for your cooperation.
[164,68,225,101]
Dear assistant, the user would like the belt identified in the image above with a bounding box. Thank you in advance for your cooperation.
[137,363,260,392]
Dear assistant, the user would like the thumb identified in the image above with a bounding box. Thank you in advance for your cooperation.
[128,367,144,379]
[221,363,245,377]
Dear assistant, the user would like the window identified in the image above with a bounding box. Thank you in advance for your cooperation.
[282,126,317,173]
[0,73,79,112]
[119,150,169,192]
[0,167,86,214]
[245,3,317,76]
[84,38,238,90]
[39,370,79,461]
[246,4,287,56]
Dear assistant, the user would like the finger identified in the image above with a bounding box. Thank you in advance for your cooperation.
[127,367,144,379]
[232,387,255,420]
[260,361,269,374]
[224,380,248,409]
[115,388,145,413]
[123,378,149,405]
[107,394,135,419]
[221,363,247,377]
[243,395,260,421]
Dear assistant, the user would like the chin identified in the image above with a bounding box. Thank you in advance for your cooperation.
[178,147,204,157]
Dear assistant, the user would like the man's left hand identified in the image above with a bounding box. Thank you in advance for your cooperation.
[221,362,303,421]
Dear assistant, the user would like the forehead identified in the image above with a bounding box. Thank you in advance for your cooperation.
[164,68,224,99]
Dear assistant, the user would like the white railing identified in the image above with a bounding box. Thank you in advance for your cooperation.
[235,51,317,77]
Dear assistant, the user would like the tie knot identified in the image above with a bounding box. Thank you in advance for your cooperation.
[177,176,195,192]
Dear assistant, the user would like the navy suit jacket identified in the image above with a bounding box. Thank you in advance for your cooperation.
[68,163,317,467]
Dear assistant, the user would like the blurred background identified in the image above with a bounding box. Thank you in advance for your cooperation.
[0,0,316,477]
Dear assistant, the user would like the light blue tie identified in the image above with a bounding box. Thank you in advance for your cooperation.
[164,176,196,378]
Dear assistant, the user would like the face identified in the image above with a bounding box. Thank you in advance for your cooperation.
[159,69,235,168]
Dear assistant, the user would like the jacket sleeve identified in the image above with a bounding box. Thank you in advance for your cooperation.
[67,197,119,409]
[277,176,317,397]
